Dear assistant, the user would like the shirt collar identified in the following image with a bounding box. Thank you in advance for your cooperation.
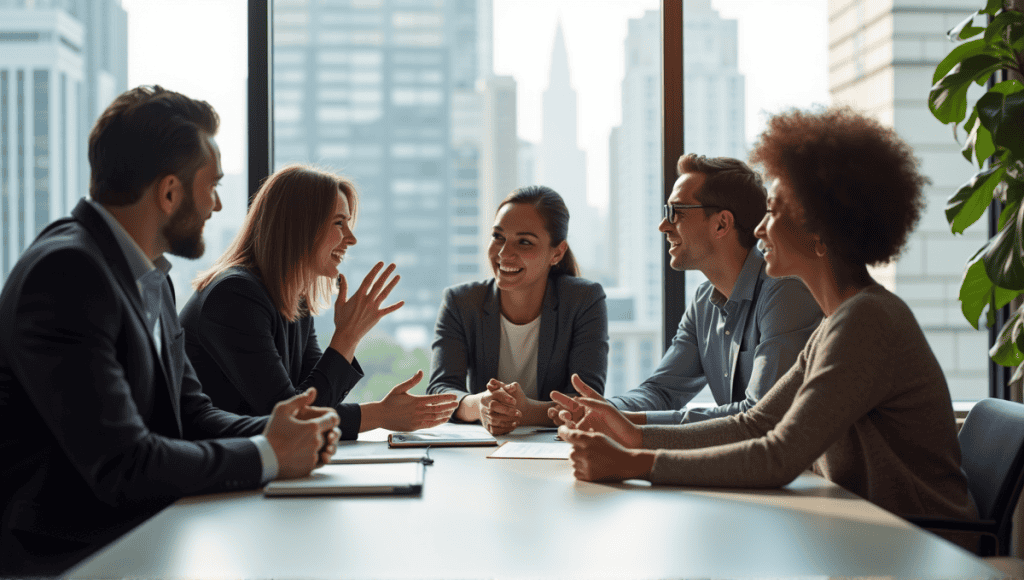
[86,198,172,283]
[709,246,764,311]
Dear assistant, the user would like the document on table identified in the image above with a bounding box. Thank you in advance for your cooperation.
[487,441,572,459]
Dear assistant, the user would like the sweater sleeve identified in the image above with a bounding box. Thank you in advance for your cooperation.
[641,299,898,488]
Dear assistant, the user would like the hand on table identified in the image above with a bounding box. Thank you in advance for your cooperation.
[264,388,341,478]
[550,374,642,449]
[378,370,460,431]
[478,379,522,435]
[558,425,655,483]
[330,262,403,360]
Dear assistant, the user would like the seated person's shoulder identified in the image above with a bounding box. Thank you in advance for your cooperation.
[442,279,492,304]
[553,275,605,302]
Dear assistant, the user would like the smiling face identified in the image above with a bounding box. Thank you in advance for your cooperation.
[313,189,357,278]
[658,172,717,271]
[488,202,566,296]
[754,178,820,280]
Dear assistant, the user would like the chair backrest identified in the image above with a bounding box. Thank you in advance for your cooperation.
[959,398,1024,526]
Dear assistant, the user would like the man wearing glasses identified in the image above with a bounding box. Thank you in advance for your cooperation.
[552,154,822,425]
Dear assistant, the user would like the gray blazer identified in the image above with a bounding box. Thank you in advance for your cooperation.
[427,275,608,405]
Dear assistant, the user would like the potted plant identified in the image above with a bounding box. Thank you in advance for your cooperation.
[928,0,1024,382]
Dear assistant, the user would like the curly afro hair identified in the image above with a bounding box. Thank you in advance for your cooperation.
[749,106,928,267]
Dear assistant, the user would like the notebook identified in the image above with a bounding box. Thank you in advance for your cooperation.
[387,425,498,448]
[263,462,424,496]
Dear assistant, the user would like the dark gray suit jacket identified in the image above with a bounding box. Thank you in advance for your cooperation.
[0,200,267,576]
[427,275,608,405]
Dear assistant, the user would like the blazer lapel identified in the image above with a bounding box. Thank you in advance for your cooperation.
[480,279,501,389]
[535,277,558,399]
[73,200,181,432]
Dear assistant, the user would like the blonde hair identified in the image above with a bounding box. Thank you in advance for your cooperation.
[194,164,358,321]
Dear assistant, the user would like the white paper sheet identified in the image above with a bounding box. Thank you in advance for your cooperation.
[487,441,571,460]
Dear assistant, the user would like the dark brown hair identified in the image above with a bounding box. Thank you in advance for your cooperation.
[194,165,358,321]
[749,106,927,267]
[497,185,579,277]
[677,154,767,250]
[89,85,219,206]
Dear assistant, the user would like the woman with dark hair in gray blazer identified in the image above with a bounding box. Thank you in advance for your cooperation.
[427,186,609,435]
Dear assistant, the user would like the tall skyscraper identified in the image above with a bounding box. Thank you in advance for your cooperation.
[828,0,987,400]
[605,5,745,396]
[0,0,126,284]
[536,22,592,272]
[273,0,489,348]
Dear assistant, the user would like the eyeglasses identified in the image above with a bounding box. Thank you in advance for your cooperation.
[663,204,723,224]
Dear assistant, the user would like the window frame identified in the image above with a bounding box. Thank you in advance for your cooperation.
[244,0,1010,400]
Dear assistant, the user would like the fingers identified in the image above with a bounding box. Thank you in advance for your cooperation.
[486,381,516,406]
[368,263,398,298]
[378,271,401,302]
[391,370,424,394]
[336,274,347,299]
[307,407,340,432]
[571,373,603,400]
[277,387,318,415]
[380,300,405,316]
[502,382,521,396]
[486,379,505,392]
[358,261,385,295]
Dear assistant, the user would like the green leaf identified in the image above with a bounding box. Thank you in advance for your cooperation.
[977,90,1024,158]
[999,198,1022,230]
[983,0,1005,16]
[990,79,1024,96]
[990,308,1024,366]
[964,116,995,167]
[960,255,993,329]
[947,163,1009,233]
[933,39,989,84]
[983,195,1024,289]
[984,10,1024,45]
[929,55,1004,123]
[948,12,986,42]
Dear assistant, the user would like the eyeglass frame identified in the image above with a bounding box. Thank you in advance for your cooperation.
[662,203,724,224]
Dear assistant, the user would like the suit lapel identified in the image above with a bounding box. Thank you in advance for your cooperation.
[72,200,181,433]
[480,279,500,388]
[535,277,558,399]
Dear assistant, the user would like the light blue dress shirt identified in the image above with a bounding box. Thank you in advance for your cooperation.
[85,199,278,482]
[609,246,823,424]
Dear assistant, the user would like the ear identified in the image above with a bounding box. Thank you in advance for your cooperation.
[550,240,568,266]
[712,210,735,239]
[153,174,184,217]
[814,236,827,258]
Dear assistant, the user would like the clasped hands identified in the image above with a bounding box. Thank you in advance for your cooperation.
[263,387,342,480]
[548,374,654,483]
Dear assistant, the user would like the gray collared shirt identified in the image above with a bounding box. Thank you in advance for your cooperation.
[610,246,823,424]
[85,198,278,482]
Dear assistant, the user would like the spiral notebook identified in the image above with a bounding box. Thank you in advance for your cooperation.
[263,461,424,496]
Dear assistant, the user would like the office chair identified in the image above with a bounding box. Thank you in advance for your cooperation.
[906,398,1024,557]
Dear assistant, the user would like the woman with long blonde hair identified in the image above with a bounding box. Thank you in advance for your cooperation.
[181,164,458,439]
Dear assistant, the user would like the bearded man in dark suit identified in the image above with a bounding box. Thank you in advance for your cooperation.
[0,86,341,576]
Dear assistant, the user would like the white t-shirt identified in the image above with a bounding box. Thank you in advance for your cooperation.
[496,314,541,400]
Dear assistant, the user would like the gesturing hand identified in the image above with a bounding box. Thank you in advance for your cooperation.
[550,374,642,449]
[330,262,403,360]
[378,370,460,431]
[558,425,655,483]
[264,388,341,479]
[479,379,521,435]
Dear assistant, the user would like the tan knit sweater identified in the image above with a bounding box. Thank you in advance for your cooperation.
[641,285,975,521]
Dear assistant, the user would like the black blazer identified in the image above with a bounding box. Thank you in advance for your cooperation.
[0,200,267,576]
[427,275,608,405]
[180,266,364,438]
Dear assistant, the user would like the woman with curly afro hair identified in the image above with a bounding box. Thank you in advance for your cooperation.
[554,107,977,542]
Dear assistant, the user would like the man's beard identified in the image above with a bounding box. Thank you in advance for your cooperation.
[163,187,205,259]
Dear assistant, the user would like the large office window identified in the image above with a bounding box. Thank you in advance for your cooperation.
[121,0,249,305]
[0,0,248,305]
[271,0,663,400]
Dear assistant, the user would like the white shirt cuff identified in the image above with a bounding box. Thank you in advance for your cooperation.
[249,434,279,484]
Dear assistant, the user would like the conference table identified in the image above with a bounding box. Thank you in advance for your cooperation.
[66,425,1003,579]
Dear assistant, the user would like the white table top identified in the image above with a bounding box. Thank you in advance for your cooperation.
[66,427,1003,579]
